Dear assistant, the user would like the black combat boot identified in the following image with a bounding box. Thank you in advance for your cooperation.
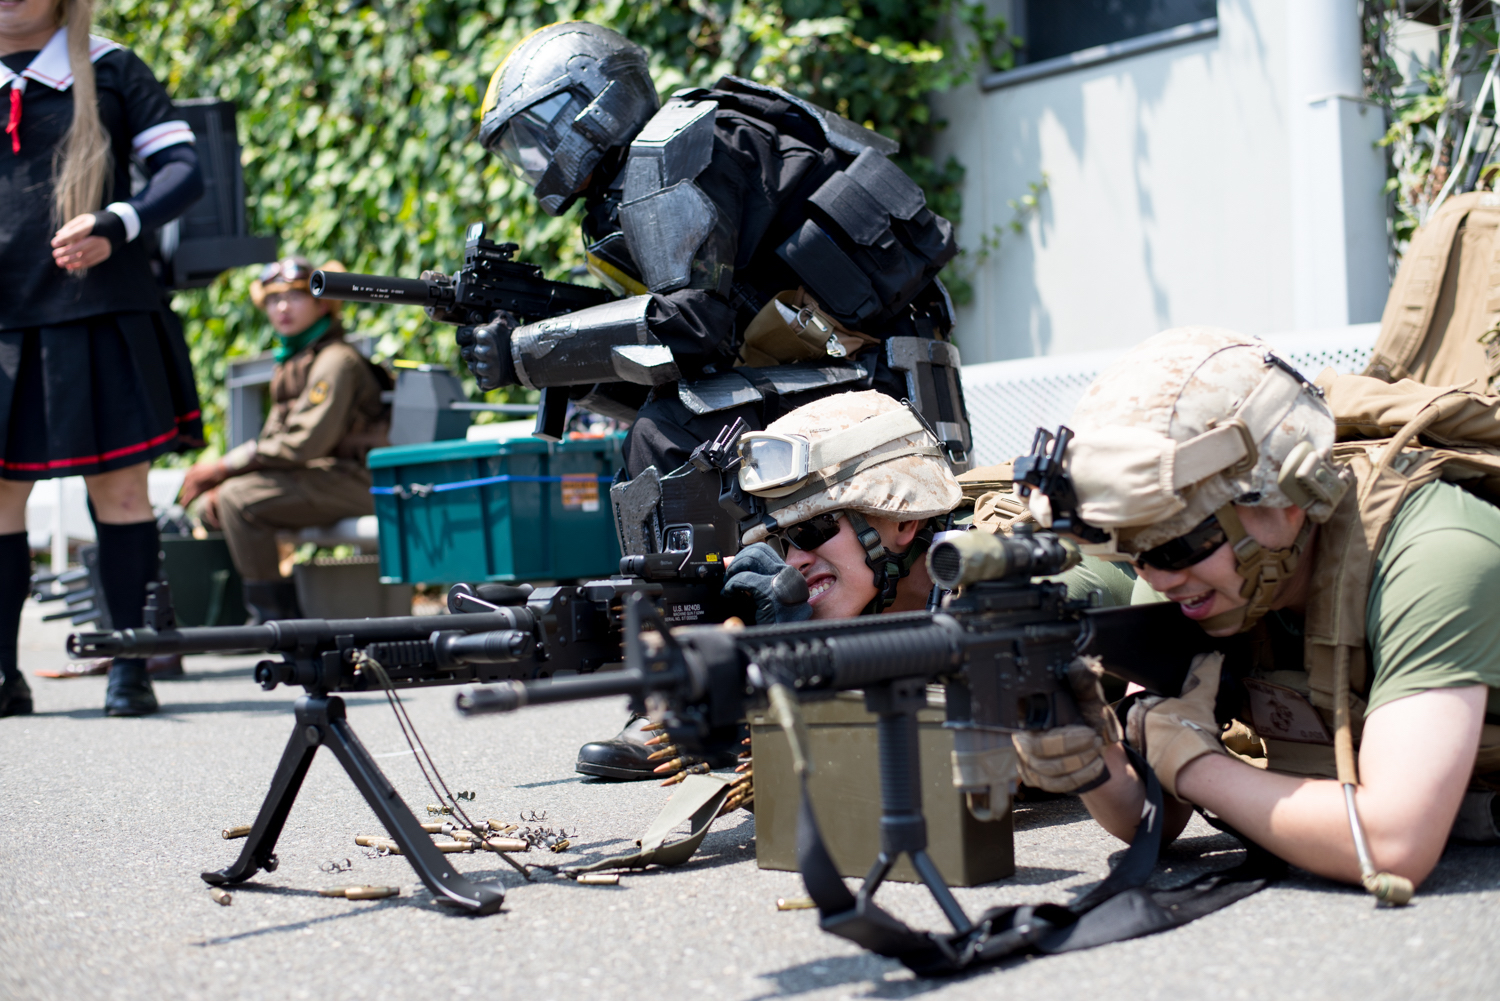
[104,659,158,716]
[242,579,302,624]
[575,714,660,780]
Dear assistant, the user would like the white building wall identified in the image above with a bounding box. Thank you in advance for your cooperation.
[933,0,1390,364]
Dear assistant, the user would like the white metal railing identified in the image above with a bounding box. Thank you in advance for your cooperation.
[960,324,1380,467]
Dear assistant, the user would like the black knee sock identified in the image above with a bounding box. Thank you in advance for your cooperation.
[94,520,160,648]
[0,532,29,685]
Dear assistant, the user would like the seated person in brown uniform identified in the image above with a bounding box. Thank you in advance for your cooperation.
[179,257,390,622]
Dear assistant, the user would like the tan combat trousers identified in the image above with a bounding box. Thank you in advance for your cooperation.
[216,466,374,581]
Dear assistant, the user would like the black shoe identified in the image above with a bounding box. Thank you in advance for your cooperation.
[0,674,32,716]
[575,714,659,780]
[104,661,158,717]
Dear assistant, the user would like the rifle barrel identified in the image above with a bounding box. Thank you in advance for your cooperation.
[67,611,528,660]
[310,270,450,309]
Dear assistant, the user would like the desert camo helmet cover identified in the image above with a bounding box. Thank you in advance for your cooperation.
[1062,327,1350,630]
[739,390,963,546]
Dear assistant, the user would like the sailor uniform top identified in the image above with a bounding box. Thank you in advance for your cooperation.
[0,29,203,330]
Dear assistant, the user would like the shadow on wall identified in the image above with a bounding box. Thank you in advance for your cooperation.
[956,0,1274,363]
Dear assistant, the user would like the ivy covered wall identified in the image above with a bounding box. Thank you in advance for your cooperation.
[99,1,1001,453]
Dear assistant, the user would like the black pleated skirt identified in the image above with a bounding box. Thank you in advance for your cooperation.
[0,308,205,481]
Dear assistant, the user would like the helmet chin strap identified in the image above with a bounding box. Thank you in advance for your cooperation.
[844,511,935,615]
[1197,503,1313,635]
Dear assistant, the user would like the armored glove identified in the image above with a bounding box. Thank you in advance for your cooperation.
[1125,651,1227,800]
[455,311,518,391]
[722,543,814,625]
[1012,656,1123,794]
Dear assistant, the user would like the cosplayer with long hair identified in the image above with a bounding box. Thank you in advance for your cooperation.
[0,0,205,716]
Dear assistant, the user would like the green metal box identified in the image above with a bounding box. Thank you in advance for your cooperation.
[749,689,1015,887]
[366,434,624,585]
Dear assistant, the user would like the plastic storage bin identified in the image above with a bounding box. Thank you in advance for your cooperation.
[367,434,624,584]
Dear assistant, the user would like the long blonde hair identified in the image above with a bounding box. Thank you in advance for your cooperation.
[52,0,111,227]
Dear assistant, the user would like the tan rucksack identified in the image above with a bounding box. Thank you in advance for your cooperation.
[1368,191,1500,389]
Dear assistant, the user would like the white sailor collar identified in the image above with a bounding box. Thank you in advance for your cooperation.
[0,28,121,92]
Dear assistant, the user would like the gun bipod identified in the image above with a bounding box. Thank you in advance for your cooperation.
[202,693,504,914]
[857,679,973,934]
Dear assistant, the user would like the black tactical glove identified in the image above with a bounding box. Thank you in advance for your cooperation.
[454,311,519,391]
[722,542,814,625]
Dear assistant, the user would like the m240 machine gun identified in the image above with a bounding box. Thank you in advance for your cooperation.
[67,507,753,916]
[456,527,1255,970]
[308,221,613,439]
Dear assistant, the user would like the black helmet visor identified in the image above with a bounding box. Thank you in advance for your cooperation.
[491,90,574,184]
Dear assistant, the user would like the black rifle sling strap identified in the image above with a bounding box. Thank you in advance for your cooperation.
[794,745,1281,976]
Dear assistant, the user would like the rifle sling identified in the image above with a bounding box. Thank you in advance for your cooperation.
[794,745,1283,976]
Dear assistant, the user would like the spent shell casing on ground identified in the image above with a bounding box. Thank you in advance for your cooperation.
[483,837,530,853]
[419,822,444,834]
[548,839,571,853]
[486,819,517,833]
[344,885,400,900]
[575,873,619,885]
[433,841,474,853]
[319,886,353,897]
[354,835,390,848]
[425,804,453,815]
[450,829,477,842]
[221,824,252,840]
[208,887,232,906]
[776,897,815,911]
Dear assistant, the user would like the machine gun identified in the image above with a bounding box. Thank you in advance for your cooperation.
[308,221,614,440]
[66,447,753,916]
[455,526,1248,964]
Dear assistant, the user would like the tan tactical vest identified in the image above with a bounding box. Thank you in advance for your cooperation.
[1368,190,1500,390]
[1248,374,1500,784]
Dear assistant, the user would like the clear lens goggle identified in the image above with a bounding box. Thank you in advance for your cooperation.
[737,433,812,495]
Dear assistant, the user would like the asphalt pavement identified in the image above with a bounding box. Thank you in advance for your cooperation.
[2,599,1497,1001]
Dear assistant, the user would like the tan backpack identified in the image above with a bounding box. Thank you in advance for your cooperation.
[1368,191,1500,390]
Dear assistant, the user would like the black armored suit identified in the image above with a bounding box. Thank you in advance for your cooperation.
[469,23,970,479]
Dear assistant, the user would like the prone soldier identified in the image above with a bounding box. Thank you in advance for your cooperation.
[1012,327,1500,896]
[178,258,391,623]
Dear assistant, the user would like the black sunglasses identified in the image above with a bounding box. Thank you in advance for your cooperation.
[770,511,844,554]
[1135,513,1228,572]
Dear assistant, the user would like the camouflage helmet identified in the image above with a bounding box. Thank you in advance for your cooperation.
[478,22,660,216]
[739,390,963,546]
[1061,327,1352,632]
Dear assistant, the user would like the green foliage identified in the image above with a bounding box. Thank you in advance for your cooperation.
[98,1,987,456]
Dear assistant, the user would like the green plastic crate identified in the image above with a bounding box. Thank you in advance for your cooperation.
[367,434,624,584]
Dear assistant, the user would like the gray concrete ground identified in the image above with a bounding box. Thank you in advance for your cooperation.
[2,598,1497,1001]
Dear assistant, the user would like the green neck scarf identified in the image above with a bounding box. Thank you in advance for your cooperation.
[275,315,332,362]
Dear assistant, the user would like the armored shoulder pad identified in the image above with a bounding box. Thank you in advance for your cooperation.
[715,75,899,157]
[619,99,722,293]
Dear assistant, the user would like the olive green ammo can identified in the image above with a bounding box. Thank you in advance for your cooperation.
[749,690,1015,887]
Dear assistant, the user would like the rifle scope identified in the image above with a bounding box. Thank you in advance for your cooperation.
[927,530,1080,590]
[310,270,451,308]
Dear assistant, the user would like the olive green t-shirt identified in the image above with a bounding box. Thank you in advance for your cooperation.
[1127,480,1500,715]
[1365,479,1500,716]
[1052,555,1137,607]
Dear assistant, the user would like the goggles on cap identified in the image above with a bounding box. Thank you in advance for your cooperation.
[1134,512,1227,572]
[259,258,315,285]
[737,406,932,498]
